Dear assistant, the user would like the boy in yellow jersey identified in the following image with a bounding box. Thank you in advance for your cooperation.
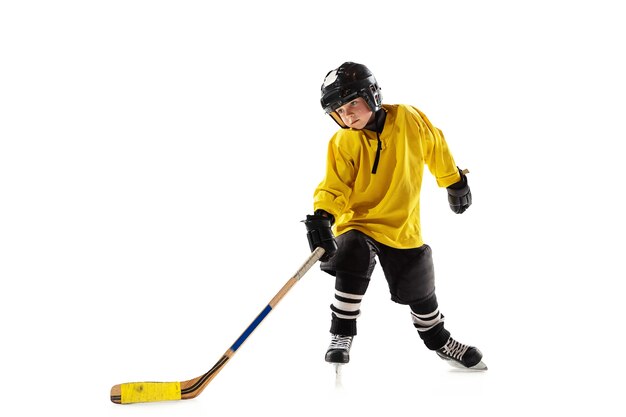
[304,62,486,370]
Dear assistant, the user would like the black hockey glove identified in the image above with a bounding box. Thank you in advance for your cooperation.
[303,210,337,262]
[447,168,472,214]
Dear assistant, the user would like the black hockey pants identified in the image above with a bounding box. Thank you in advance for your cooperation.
[320,230,450,350]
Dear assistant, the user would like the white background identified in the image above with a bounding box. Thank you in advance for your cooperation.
[1,1,625,416]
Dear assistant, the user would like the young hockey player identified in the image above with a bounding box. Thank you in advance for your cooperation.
[304,62,486,370]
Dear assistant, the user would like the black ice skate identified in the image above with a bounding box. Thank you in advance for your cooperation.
[325,334,353,364]
[436,337,487,370]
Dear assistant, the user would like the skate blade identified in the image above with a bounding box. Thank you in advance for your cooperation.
[445,359,488,371]
[329,363,344,389]
[333,363,343,375]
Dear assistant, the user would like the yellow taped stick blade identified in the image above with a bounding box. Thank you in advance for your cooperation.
[111,382,182,404]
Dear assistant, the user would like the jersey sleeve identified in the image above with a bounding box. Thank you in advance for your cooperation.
[313,135,356,217]
[417,110,461,188]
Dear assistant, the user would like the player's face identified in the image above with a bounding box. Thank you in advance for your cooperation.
[334,97,373,130]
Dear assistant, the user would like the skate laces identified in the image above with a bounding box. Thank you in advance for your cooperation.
[328,334,353,351]
[441,337,469,360]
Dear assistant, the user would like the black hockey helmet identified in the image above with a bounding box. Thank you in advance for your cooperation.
[320,62,383,126]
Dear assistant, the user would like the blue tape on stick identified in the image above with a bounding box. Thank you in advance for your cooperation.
[230,305,273,352]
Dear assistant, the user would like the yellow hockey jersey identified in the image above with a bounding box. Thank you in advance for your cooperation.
[313,104,461,249]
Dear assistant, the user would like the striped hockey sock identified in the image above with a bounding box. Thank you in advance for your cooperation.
[331,290,363,320]
[409,297,450,350]
[329,290,363,336]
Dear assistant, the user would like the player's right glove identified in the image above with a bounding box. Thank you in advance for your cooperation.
[303,210,337,262]
[446,167,472,214]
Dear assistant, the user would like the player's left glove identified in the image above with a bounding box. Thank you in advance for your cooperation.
[447,167,472,214]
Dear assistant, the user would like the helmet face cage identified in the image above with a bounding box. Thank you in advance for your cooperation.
[320,63,382,126]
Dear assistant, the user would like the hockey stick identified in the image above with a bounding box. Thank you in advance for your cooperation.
[110,247,325,404]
